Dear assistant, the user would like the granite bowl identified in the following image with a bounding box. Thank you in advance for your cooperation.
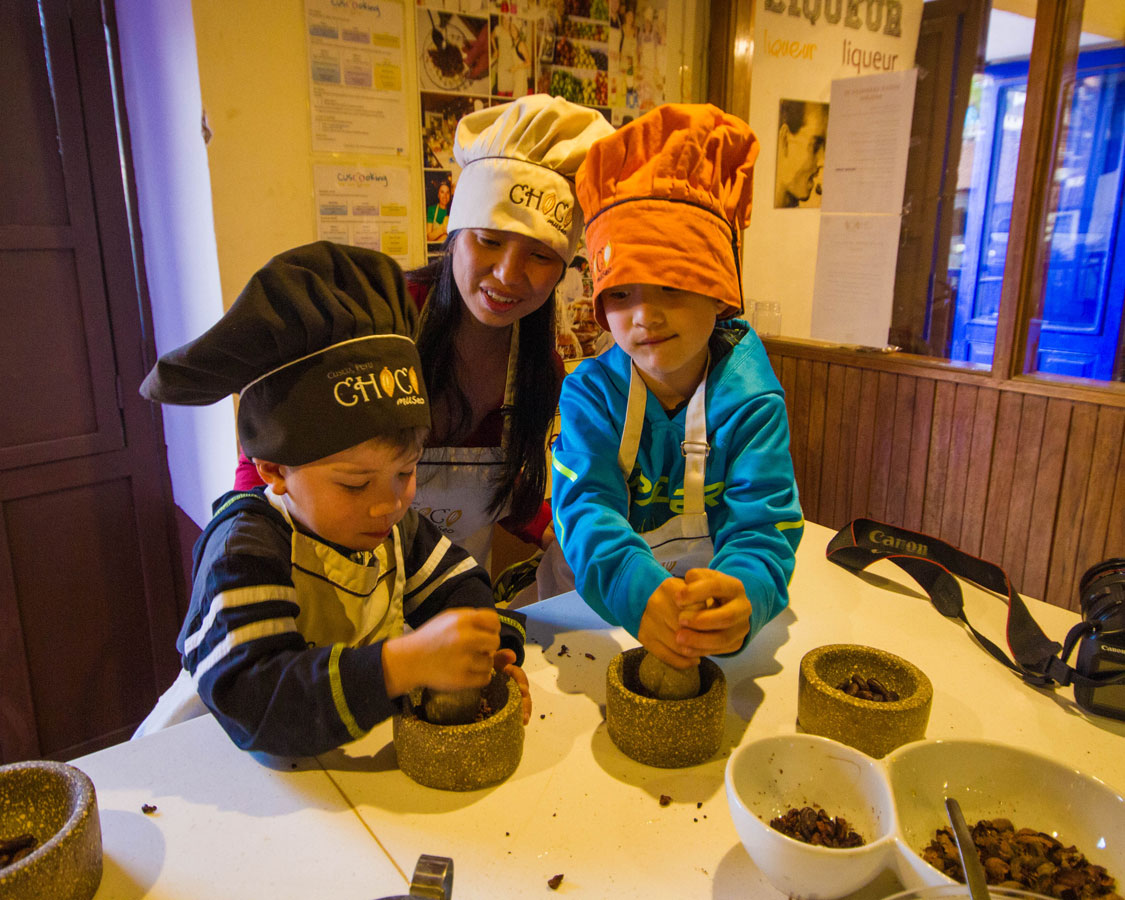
[798,644,932,758]
[725,733,899,899]
[605,647,726,768]
[393,670,523,791]
[0,760,102,900]
[885,738,1125,892]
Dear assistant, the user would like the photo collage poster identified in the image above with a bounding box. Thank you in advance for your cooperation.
[416,0,671,359]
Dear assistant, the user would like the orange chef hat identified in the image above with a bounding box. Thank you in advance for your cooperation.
[575,104,759,328]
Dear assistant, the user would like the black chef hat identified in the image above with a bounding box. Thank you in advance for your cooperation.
[140,241,429,465]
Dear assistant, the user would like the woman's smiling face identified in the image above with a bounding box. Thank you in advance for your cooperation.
[452,229,564,329]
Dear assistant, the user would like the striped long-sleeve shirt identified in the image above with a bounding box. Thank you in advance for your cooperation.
[177,488,525,756]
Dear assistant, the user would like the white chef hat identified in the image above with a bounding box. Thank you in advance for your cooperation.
[447,94,614,263]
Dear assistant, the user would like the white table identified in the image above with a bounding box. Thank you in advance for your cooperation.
[72,710,409,899]
[72,521,1125,898]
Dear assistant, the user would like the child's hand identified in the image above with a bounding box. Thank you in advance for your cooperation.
[674,568,753,656]
[494,649,532,724]
[382,608,500,698]
[638,577,698,669]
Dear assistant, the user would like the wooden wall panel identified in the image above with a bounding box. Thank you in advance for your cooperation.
[940,384,978,544]
[817,364,846,527]
[1002,395,1046,586]
[867,373,898,522]
[885,375,917,527]
[905,378,934,531]
[961,386,999,556]
[850,370,881,521]
[1024,399,1073,600]
[923,381,956,535]
[803,362,828,521]
[1073,407,1125,607]
[1046,403,1099,611]
[834,366,863,526]
[1106,424,1125,555]
[981,391,1022,564]
[767,344,1125,609]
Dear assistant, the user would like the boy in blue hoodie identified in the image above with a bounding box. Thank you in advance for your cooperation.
[552,104,804,672]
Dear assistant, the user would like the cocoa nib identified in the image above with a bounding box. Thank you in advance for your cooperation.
[769,805,865,848]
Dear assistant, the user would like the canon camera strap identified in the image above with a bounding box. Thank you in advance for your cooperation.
[826,518,1114,691]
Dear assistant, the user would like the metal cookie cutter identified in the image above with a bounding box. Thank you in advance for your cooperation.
[375,855,454,900]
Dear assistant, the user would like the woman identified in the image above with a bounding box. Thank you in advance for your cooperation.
[425,178,452,243]
[236,95,613,589]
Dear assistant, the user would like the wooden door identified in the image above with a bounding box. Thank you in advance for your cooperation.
[0,0,185,762]
[891,0,990,357]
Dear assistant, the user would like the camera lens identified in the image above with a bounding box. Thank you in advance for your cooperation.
[1078,557,1125,632]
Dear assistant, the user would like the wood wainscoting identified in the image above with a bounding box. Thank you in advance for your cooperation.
[766,343,1125,612]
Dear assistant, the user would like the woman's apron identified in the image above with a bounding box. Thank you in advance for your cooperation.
[133,488,407,738]
[618,361,715,575]
[413,325,520,571]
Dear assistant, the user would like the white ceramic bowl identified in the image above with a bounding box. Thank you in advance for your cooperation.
[885,738,1125,892]
[725,735,1125,900]
[725,734,898,899]
[883,887,1052,900]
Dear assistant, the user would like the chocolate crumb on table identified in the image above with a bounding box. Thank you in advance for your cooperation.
[584,652,596,660]
[557,644,570,657]
[659,794,672,806]
[141,803,158,814]
[547,873,564,890]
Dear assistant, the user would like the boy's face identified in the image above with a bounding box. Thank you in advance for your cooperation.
[600,283,723,404]
[256,438,422,552]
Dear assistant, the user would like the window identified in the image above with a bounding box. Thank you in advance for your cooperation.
[902,0,1125,385]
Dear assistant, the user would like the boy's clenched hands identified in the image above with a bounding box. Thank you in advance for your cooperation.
[639,568,753,668]
[382,608,531,724]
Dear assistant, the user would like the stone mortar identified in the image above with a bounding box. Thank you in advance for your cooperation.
[393,670,523,791]
[0,760,102,900]
[606,647,727,768]
[797,643,933,758]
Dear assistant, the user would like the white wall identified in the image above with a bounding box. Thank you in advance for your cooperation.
[115,0,237,527]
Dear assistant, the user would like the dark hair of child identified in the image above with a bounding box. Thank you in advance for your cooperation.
[408,229,562,526]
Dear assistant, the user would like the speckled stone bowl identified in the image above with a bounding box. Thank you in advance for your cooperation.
[393,671,523,791]
[606,648,726,768]
[0,760,102,900]
[798,644,932,758]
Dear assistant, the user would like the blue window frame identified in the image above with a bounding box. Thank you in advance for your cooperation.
[950,46,1125,379]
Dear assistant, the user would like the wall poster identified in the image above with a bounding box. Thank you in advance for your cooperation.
[306,0,409,155]
[314,164,413,266]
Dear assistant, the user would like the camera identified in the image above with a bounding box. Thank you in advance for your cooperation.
[1070,557,1125,720]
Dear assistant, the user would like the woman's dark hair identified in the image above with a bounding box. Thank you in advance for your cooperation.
[407,231,562,526]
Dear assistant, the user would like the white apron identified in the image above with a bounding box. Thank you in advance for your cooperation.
[618,361,715,576]
[520,363,714,607]
[412,325,520,570]
[133,488,406,738]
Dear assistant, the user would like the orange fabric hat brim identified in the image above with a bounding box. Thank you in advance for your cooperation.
[585,199,743,330]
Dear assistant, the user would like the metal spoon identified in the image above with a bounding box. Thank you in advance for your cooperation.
[427,11,445,50]
[945,797,991,900]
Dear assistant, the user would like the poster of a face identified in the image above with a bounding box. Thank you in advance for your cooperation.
[775,99,829,209]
